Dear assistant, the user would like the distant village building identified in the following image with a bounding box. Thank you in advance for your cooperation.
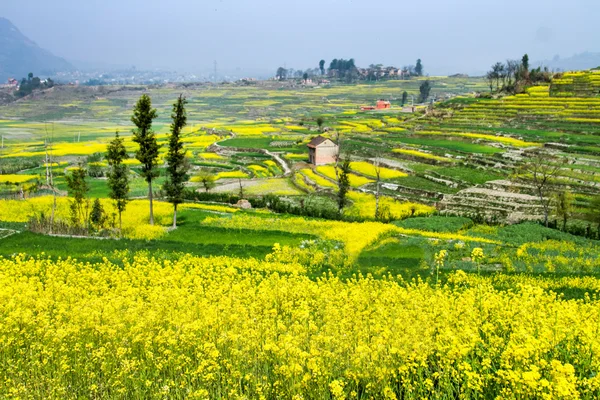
[1,78,19,89]
[307,135,339,165]
[376,100,391,109]
[360,99,392,111]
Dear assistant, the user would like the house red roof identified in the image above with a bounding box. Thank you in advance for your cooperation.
[307,135,334,148]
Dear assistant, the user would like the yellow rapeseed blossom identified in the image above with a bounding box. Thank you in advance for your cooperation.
[0,256,599,398]
[0,197,175,240]
[0,174,39,184]
[349,161,408,179]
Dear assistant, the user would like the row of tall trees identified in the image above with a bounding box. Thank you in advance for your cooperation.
[128,94,190,228]
[59,94,190,235]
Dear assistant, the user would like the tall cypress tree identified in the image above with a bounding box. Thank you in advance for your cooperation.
[163,95,190,228]
[131,94,159,225]
[415,59,423,76]
[336,158,351,215]
[106,131,130,231]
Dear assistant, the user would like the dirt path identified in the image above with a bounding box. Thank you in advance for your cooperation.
[211,132,292,177]
[264,150,291,176]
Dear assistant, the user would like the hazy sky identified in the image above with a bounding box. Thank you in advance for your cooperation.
[3,0,599,75]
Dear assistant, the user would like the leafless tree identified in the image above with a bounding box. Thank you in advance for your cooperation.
[506,59,520,88]
[518,149,566,227]
[492,62,505,91]
[486,71,495,93]
[238,178,244,199]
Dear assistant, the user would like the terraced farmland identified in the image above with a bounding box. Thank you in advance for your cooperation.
[3,73,600,399]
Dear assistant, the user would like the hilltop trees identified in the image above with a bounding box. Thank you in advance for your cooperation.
[415,59,423,76]
[486,70,495,93]
[505,59,520,88]
[493,62,505,90]
[276,67,288,81]
[319,60,326,75]
[106,131,130,231]
[328,59,358,82]
[521,54,530,74]
[486,53,551,94]
[132,94,160,225]
[16,73,54,97]
[163,95,190,228]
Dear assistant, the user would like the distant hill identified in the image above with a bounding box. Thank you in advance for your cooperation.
[0,17,73,82]
[536,52,600,72]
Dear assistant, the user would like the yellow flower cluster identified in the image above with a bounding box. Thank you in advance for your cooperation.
[516,240,600,273]
[226,124,279,136]
[202,213,396,258]
[346,191,434,220]
[0,255,598,398]
[0,197,176,240]
[316,166,374,187]
[349,161,408,179]
[0,174,39,184]
[300,168,337,189]
[248,164,272,177]
[293,173,316,193]
[202,212,495,258]
[392,148,452,162]
[196,152,224,160]
[181,203,240,214]
[215,171,249,180]
[415,130,539,148]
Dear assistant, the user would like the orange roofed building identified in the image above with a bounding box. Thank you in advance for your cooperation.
[307,135,339,165]
[360,99,391,111]
[376,100,391,109]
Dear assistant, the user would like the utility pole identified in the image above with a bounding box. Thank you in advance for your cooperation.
[214,60,218,84]
[45,137,50,186]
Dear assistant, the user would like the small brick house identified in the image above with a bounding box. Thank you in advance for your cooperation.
[360,100,391,111]
[307,136,338,165]
[376,100,391,109]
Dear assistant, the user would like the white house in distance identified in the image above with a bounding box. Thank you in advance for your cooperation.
[307,135,339,165]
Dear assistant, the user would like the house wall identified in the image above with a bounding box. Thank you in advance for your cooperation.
[314,144,338,165]
[308,148,316,164]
